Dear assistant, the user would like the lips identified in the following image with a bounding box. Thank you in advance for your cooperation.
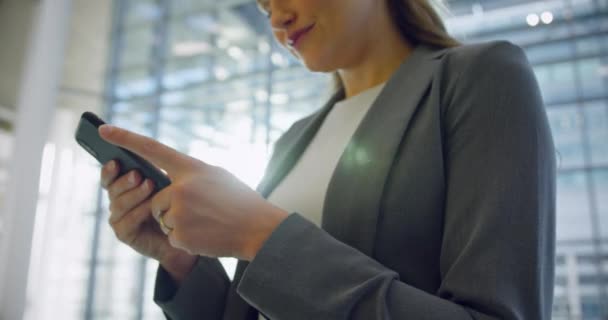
[287,24,315,48]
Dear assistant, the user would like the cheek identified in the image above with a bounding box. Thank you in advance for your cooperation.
[273,31,287,47]
[270,0,373,72]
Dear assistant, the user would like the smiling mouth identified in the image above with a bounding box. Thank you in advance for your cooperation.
[287,24,315,49]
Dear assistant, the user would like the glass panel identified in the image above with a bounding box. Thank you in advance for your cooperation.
[167,14,215,60]
[592,169,608,238]
[93,231,141,319]
[547,106,586,169]
[158,79,270,187]
[115,67,157,99]
[575,35,603,57]
[112,97,158,133]
[120,25,156,68]
[167,7,270,56]
[526,41,572,65]
[533,62,577,105]
[269,66,331,132]
[143,258,165,319]
[581,295,604,319]
[91,0,608,319]
[556,172,592,241]
[170,0,215,17]
[125,0,162,26]
[578,58,606,100]
[163,56,213,89]
[165,7,272,89]
[28,142,99,319]
[584,101,608,166]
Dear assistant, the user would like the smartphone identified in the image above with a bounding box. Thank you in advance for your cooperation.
[74,111,171,190]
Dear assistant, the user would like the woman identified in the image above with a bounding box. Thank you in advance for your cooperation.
[99,0,556,319]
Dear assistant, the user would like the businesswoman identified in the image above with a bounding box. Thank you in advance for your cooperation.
[99,0,556,319]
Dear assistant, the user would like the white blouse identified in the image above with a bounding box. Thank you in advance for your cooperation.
[258,82,385,319]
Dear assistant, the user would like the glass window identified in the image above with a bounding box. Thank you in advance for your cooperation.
[269,68,331,133]
[547,106,586,169]
[170,0,215,17]
[581,295,604,319]
[592,169,608,238]
[163,56,213,89]
[93,231,143,319]
[575,35,603,57]
[142,258,165,319]
[526,41,572,65]
[533,62,578,105]
[125,0,162,27]
[120,26,156,69]
[80,0,608,319]
[114,67,157,99]
[578,58,606,100]
[167,15,215,60]
[556,172,592,241]
[584,101,608,166]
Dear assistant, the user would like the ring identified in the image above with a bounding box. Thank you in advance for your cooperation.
[157,210,173,234]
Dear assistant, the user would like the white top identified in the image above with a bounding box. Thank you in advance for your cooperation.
[267,81,386,227]
[256,83,384,320]
[256,83,385,320]
[257,82,385,320]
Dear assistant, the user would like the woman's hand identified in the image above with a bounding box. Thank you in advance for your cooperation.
[101,160,197,282]
[99,124,289,261]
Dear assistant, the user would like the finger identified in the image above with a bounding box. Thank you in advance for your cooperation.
[107,170,143,199]
[167,231,188,254]
[158,211,173,235]
[109,179,155,224]
[150,188,176,235]
[98,124,194,177]
[110,199,155,245]
[165,223,193,255]
[100,160,120,189]
[150,187,173,222]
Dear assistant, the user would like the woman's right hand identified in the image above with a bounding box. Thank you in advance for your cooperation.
[101,160,197,283]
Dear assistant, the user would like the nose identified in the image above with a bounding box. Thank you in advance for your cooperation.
[269,3,296,32]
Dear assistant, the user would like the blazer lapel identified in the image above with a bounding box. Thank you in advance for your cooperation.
[224,45,446,320]
[255,90,345,198]
[322,45,445,256]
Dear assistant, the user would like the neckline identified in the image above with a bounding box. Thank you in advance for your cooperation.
[334,81,387,108]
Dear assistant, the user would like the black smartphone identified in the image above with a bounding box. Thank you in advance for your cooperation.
[74,111,171,190]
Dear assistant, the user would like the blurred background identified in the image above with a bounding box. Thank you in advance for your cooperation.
[0,0,606,319]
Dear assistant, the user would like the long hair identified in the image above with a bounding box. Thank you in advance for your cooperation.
[332,0,460,92]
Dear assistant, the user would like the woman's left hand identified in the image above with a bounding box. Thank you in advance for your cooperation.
[99,124,289,261]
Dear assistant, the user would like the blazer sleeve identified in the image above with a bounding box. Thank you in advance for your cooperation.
[235,41,556,320]
[153,256,230,319]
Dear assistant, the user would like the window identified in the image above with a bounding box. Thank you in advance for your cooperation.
[73,0,608,319]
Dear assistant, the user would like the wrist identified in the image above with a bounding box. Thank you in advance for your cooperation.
[242,207,289,261]
[160,250,197,284]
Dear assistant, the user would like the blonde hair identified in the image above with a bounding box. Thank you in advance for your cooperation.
[332,0,460,92]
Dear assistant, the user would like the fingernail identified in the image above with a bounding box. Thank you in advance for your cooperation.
[107,160,115,170]
[128,171,136,184]
[100,124,114,136]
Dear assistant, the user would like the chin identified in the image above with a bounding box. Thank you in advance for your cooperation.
[304,63,333,73]
[300,56,336,73]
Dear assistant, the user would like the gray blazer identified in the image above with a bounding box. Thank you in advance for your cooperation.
[154,41,556,320]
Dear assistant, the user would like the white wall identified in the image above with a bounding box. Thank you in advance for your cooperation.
[0,0,112,319]
[0,0,36,112]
